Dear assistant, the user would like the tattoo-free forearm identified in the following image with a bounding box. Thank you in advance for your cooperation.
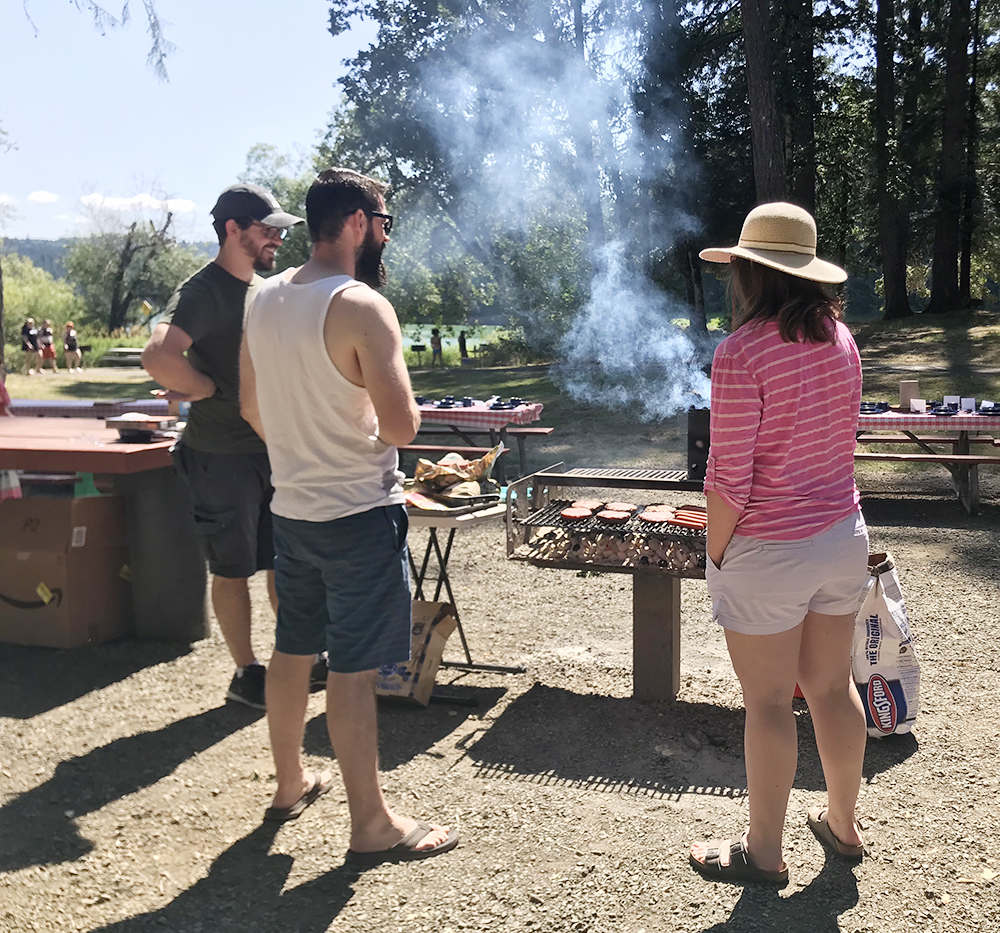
[142,347,216,399]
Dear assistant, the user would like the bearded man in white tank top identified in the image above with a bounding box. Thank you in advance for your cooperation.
[239,168,458,863]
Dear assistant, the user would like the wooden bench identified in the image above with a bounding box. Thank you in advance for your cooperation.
[415,424,554,476]
[97,347,144,367]
[856,434,995,446]
[854,451,1000,513]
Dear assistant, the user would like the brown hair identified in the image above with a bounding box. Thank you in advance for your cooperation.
[306,168,388,243]
[729,257,842,344]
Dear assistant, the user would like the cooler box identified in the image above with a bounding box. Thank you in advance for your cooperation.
[0,496,133,648]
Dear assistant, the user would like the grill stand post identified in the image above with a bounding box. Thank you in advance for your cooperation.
[633,574,681,701]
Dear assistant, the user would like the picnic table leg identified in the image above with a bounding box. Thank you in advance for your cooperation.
[632,574,681,701]
[951,431,979,514]
[492,428,507,483]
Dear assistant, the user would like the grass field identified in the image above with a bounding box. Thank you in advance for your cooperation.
[7,310,1000,416]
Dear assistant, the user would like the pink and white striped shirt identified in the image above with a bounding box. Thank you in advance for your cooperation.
[703,318,861,540]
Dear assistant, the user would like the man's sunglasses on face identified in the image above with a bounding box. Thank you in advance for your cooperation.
[344,209,393,235]
[250,221,288,241]
[367,211,393,234]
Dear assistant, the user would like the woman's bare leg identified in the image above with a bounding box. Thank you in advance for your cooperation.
[723,624,803,872]
[796,610,866,846]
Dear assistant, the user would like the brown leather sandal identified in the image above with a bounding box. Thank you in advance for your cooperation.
[689,833,789,886]
[807,806,865,859]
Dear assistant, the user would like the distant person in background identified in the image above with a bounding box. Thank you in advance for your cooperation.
[430,328,443,367]
[21,318,41,375]
[63,321,83,372]
[142,182,326,710]
[38,320,57,372]
[458,330,468,360]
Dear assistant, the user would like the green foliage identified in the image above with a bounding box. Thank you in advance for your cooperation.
[1,254,85,345]
[64,221,204,333]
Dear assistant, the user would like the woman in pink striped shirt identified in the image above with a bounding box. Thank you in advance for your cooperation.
[689,203,869,886]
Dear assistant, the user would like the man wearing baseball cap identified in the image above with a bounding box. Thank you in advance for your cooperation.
[142,183,324,710]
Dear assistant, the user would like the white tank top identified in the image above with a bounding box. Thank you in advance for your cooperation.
[244,270,404,522]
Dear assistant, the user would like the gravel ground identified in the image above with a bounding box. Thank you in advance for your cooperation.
[2,420,999,932]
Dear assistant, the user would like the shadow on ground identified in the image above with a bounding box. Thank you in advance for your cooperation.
[0,704,262,872]
[699,855,860,933]
[303,685,507,772]
[464,685,917,799]
[862,493,1000,532]
[0,639,190,719]
[90,822,359,933]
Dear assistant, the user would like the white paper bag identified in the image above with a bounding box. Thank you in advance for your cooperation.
[852,553,920,737]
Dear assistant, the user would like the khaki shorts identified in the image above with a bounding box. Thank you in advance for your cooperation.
[705,510,869,636]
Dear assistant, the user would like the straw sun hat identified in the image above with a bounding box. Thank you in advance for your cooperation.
[699,202,847,284]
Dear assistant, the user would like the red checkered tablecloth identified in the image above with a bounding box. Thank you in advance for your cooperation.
[419,402,544,431]
[857,412,997,432]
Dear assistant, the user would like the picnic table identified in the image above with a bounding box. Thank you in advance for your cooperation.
[0,417,208,641]
[417,400,548,478]
[855,410,1000,513]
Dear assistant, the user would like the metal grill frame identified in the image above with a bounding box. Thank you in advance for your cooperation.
[505,463,706,579]
[504,462,708,702]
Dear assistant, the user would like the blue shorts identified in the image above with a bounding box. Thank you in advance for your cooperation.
[272,505,412,673]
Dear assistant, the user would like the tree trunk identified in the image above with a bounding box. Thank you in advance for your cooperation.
[686,244,707,333]
[959,0,980,306]
[741,0,786,201]
[570,0,607,257]
[876,0,912,318]
[927,0,971,314]
[784,0,815,211]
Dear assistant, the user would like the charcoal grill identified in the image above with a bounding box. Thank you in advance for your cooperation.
[506,463,706,702]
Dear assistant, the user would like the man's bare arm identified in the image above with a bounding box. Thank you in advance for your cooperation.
[141,323,217,401]
[238,331,265,441]
[344,290,420,447]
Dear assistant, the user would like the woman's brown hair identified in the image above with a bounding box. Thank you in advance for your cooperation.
[729,257,842,344]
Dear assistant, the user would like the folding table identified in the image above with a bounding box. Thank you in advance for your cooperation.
[407,503,524,674]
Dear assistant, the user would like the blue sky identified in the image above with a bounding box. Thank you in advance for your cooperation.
[0,1,374,241]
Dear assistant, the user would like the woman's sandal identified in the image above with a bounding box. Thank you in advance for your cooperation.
[689,832,789,886]
[807,807,865,860]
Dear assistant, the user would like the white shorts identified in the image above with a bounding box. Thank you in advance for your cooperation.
[705,510,869,636]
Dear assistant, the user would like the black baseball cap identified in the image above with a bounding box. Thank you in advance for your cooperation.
[210,183,304,228]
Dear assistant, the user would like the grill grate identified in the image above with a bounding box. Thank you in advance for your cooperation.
[521,500,705,540]
[532,468,702,491]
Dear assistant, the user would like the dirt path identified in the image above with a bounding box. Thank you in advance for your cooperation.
[2,423,999,932]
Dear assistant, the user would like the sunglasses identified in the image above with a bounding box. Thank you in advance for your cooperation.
[366,210,393,234]
[249,221,288,241]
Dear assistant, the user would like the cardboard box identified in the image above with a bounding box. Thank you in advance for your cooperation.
[375,601,457,706]
[0,496,133,648]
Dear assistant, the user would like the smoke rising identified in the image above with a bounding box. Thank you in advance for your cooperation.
[401,4,713,418]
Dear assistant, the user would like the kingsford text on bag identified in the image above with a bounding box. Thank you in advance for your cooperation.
[852,552,920,737]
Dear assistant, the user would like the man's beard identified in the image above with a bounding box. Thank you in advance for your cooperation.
[238,231,277,272]
[356,228,387,289]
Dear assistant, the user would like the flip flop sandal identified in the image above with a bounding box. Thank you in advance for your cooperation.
[689,834,789,886]
[263,771,334,823]
[807,807,865,859]
[346,822,460,868]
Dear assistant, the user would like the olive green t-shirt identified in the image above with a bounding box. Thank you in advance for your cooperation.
[166,262,266,454]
